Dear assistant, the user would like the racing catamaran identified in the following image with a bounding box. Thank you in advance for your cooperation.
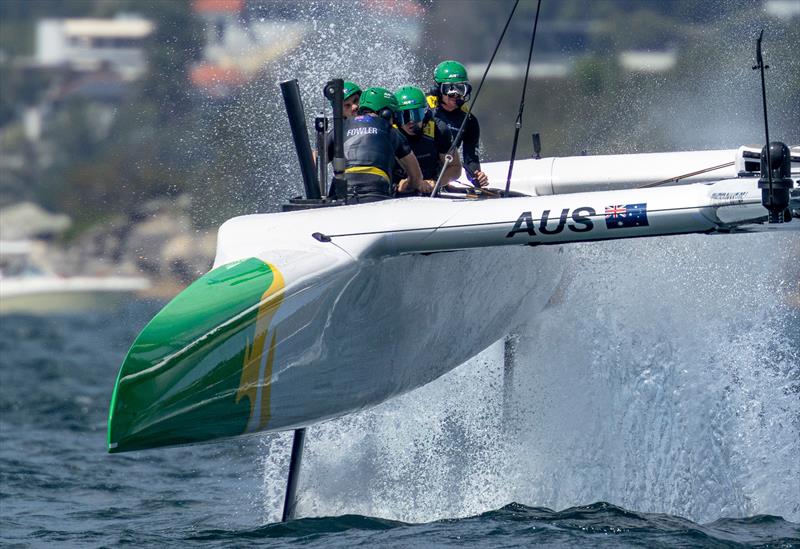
[106,143,799,442]
[107,15,798,521]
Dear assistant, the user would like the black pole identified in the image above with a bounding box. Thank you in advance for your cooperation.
[280,80,320,200]
[315,113,328,197]
[502,333,518,422]
[532,133,541,159]
[504,0,542,197]
[753,30,773,197]
[323,79,347,200]
[281,427,306,522]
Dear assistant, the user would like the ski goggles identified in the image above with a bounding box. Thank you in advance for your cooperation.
[396,107,427,125]
[440,82,472,99]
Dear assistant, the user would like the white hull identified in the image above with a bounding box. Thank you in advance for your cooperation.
[262,245,563,431]
[107,148,797,452]
[0,277,150,314]
[210,173,787,432]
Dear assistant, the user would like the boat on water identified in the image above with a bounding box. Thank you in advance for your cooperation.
[0,240,151,315]
[105,15,798,520]
[106,142,799,454]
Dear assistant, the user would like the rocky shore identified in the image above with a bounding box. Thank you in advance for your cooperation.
[0,197,216,298]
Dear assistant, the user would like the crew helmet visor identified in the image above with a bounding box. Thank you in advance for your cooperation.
[440,82,472,99]
[397,107,427,125]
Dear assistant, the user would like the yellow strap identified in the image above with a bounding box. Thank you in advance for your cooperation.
[345,166,390,181]
[426,94,468,113]
[423,119,435,138]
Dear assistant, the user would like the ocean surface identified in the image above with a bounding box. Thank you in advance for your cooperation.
[1,234,798,548]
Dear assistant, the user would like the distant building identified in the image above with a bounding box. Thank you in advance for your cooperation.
[191,0,307,98]
[194,0,246,66]
[618,50,678,73]
[465,59,573,81]
[36,15,154,80]
[765,0,800,18]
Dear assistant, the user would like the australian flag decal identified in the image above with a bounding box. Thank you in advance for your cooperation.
[605,203,649,229]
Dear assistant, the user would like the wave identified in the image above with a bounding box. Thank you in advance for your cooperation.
[186,502,800,547]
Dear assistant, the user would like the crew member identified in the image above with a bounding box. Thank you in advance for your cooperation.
[428,60,489,187]
[393,86,461,194]
[327,86,423,203]
[324,81,362,118]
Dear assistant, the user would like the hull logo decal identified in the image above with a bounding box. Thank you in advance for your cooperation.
[605,203,649,229]
[506,207,596,238]
[236,263,285,433]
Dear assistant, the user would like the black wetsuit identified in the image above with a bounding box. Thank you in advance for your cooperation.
[327,114,411,203]
[432,104,481,183]
[392,117,453,184]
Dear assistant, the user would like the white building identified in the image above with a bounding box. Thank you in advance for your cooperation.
[36,15,154,80]
[618,50,678,73]
[765,0,800,18]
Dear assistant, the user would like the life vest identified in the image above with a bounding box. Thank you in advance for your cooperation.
[394,120,440,182]
[342,115,395,196]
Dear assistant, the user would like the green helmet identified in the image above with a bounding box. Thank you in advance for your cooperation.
[394,86,428,125]
[343,81,361,100]
[394,86,426,110]
[323,81,361,102]
[358,87,398,113]
[434,60,468,83]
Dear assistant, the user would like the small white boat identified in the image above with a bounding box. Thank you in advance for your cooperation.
[0,240,150,315]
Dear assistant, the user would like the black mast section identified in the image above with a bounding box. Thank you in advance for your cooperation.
[753,30,773,196]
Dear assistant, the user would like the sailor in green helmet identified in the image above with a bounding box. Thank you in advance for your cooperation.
[429,60,489,188]
[324,81,362,118]
[341,81,362,118]
[326,86,422,203]
[393,85,462,194]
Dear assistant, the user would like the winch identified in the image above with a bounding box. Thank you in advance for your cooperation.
[759,141,794,223]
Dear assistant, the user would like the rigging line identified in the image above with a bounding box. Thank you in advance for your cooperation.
[504,0,542,198]
[430,0,521,198]
[639,161,735,188]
